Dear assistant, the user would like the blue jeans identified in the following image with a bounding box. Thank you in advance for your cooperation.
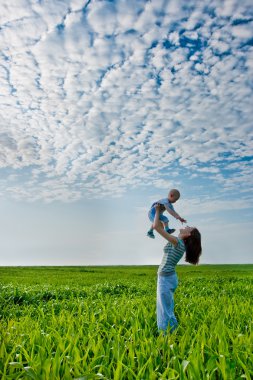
[148,207,169,223]
[157,273,178,332]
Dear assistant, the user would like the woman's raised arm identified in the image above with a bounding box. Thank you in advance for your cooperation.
[153,205,178,246]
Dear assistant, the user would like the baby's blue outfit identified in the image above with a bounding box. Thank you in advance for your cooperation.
[148,198,175,223]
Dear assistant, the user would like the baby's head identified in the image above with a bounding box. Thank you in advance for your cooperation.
[168,189,180,203]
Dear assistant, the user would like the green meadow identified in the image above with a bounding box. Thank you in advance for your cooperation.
[0,265,252,379]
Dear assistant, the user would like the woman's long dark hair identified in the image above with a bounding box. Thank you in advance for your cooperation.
[184,228,202,265]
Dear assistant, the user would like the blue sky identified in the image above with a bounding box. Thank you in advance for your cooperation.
[0,0,252,265]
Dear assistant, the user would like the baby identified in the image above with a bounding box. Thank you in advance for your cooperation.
[147,189,187,239]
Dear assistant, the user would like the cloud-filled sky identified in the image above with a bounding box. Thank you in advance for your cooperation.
[0,0,252,265]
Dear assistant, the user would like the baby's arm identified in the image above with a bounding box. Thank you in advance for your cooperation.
[165,205,187,223]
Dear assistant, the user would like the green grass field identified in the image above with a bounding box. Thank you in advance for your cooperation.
[0,265,252,379]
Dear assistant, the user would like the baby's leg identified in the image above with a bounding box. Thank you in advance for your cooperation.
[163,221,168,230]
[147,209,156,238]
[161,217,175,234]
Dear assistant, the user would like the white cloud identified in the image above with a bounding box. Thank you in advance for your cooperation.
[232,23,253,39]
[0,0,252,203]
[87,1,117,35]
[180,197,253,216]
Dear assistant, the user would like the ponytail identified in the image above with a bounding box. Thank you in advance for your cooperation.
[184,228,202,265]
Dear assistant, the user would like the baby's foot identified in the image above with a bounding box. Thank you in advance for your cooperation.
[147,230,155,239]
[165,228,176,234]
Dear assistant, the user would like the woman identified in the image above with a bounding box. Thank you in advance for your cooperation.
[153,204,202,333]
